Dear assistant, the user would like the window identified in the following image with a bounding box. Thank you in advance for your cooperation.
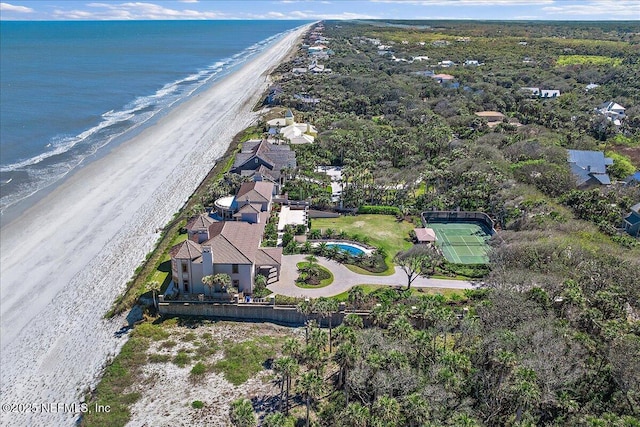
[182,263,188,273]
[233,280,240,289]
[184,280,189,293]
[232,264,239,274]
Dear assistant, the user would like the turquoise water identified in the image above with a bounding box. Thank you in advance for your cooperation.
[327,243,365,256]
[0,20,307,214]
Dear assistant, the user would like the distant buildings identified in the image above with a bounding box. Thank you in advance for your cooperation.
[567,149,613,188]
[520,87,561,98]
[596,101,626,126]
[475,111,506,127]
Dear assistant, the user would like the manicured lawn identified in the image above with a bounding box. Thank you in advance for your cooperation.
[311,214,415,272]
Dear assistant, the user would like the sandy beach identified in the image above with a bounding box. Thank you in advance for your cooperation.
[0,24,308,427]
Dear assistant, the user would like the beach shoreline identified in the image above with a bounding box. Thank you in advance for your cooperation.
[0,23,309,427]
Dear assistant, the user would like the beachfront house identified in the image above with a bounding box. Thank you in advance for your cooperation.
[170,220,282,296]
[171,180,281,297]
[623,202,640,237]
[567,149,613,188]
[231,139,296,193]
[214,181,274,221]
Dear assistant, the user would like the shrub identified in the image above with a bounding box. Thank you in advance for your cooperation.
[173,351,191,367]
[192,400,204,409]
[358,205,401,215]
[190,362,207,377]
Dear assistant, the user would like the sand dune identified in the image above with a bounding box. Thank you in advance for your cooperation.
[0,24,309,426]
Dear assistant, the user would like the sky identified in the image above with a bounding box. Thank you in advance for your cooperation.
[0,0,639,21]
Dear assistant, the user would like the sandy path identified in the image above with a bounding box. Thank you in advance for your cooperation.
[0,25,309,427]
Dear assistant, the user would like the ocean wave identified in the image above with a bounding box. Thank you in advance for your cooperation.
[0,27,292,213]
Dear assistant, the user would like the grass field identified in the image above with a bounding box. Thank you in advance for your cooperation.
[556,55,622,67]
[311,214,415,272]
[428,221,490,264]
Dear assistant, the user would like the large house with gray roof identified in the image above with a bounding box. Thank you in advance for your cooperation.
[567,149,613,188]
[231,139,296,192]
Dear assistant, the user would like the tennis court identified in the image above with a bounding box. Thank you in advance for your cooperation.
[428,221,490,264]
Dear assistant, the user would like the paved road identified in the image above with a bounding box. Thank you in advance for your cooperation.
[267,255,478,298]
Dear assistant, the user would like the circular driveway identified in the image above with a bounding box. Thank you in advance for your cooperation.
[267,255,476,298]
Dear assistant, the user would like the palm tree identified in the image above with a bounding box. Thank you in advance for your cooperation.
[147,280,161,310]
[212,273,231,293]
[297,299,315,344]
[348,286,366,311]
[298,371,324,427]
[314,297,339,352]
[262,412,288,427]
[273,356,298,415]
[334,342,359,403]
[254,274,268,296]
[230,398,255,427]
[202,275,215,297]
[388,315,414,340]
[402,393,430,427]
[339,403,370,427]
[372,396,401,427]
[282,337,301,360]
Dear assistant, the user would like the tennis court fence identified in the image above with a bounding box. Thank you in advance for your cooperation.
[421,210,496,235]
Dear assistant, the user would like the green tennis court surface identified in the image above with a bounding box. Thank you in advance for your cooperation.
[428,221,490,264]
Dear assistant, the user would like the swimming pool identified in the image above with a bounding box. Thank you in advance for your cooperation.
[326,243,365,256]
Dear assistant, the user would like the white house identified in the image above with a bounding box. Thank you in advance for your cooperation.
[540,89,561,98]
[597,101,626,126]
[267,109,317,144]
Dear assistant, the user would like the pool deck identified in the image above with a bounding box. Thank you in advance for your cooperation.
[268,255,477,298]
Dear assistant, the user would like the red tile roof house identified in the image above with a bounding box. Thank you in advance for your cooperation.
[170,181,281,298]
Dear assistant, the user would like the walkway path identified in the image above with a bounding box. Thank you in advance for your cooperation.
[267,255,477,298]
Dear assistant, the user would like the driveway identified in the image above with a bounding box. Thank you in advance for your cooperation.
[267,255,477,298]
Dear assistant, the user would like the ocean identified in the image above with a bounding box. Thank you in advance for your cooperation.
[0,20,306,219]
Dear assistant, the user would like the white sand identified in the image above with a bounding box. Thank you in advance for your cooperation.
[0,24,309,427]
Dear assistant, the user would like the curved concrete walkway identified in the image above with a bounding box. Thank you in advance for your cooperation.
[267,255,477,298]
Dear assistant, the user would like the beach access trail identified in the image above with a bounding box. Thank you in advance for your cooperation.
[0,24,310,426]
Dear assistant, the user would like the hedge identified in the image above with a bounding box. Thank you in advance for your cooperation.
[357,205,401,215]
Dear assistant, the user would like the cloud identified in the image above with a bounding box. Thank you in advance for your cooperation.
[270,10,379,19]
[53,1,226,20]
[371,0,554,5]
[0,2,34,13]
[541,0,640,17]
[179,0,199,3]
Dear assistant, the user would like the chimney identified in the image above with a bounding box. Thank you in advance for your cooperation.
[202,246,214,277]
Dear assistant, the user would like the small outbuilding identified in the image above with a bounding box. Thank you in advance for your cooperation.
[414,228,437,243]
